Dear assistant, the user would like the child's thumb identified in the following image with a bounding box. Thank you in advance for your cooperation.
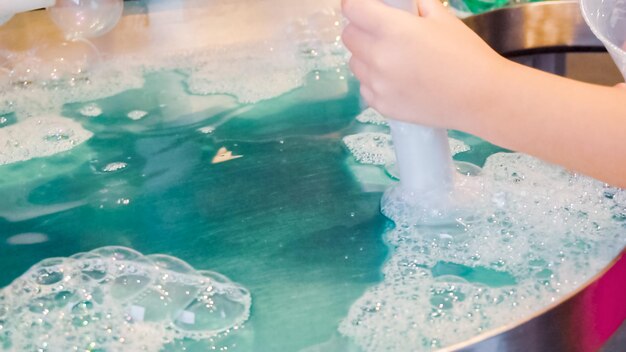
[416,0,448,17]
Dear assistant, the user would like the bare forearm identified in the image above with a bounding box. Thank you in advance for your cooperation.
[468,59,626,187]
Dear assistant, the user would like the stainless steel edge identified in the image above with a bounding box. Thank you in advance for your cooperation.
[462,0,605,57]
[445,250,626,352]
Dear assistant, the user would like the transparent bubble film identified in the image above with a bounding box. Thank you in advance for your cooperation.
[1,1,625,351]
[0,246,251,351]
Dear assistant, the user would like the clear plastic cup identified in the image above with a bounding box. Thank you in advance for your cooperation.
[580,0,626,79]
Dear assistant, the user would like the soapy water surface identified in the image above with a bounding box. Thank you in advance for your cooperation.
[1,2,626,351]
[0,5,346,163]
[341,110,626,350]
[0,5,360,351]
[0,115,93,165]
[0,246,251,351]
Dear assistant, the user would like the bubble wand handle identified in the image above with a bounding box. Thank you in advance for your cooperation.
[383,0,454,194]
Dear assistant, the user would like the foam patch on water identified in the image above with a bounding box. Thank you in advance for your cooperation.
[0,246,251,351]
[1,6,347,117]
[184,9,347,103]
[102,162,128,172]
[339,152,626,350]
[449,138,470,155]
[185,46,307,104]
[127,110,148,121]
[0,115,93,165]
[79,103,103,117]
[343,133,394,165]
[343,132,469,166]
[356,108,387,126]
[0,64,144,118]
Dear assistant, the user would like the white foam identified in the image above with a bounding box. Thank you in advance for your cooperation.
[127,110,148,120]
[184,9,347,103]
[0,246,251,351]
[0,63,144,118]
[343,132,470,166]
[79,103,103,117]
[185,47,308,104]
[0,115,93,165]
[449,138,470,154]
[102,162,128,172]
[0,5,347,117]
[356,108,387,126]
[343,133,395,165]
[340,152,626,350]
[198,126,216,134]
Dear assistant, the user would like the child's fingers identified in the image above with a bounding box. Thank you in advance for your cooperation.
[342,0,398,32]
[342,24,377,64]
[416,0,449,17]
[349,57,370,84]
[360,84,376,106]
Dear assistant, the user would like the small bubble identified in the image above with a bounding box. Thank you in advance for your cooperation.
[79,103,102,117]
[198,126,215,134]
[115,198,130,205]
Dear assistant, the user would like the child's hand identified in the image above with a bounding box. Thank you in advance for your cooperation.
[341,0,507,132]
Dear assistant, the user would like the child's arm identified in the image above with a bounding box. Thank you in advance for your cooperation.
[341,0,626,188]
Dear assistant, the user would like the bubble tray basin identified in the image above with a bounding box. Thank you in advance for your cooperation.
[0,1,625,351]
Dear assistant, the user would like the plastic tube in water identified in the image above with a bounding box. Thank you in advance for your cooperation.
[382,0,455,196]
[388,120,454,194]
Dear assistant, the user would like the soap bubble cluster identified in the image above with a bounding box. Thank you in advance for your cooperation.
[340,151,626,350]
[0,115,93,165]
[185,8,347,103]
[0,61,144,117]
[355,108,388,126]
[0,246,251,351]
[0,5,347,167]
[343,133,395,165]
[343,132,469,166]
[79,103,103,117]
[1,38,101,92]
[127,110,148,121]
[48,0,124,40]
[102,162,127,173]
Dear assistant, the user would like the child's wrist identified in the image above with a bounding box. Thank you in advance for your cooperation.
[456,56,513,139]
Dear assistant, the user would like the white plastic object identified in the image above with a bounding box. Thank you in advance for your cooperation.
[382,0,455,194]
[388,120,454,193]
[580,0,626,79]
[0,0,55,23]
[48,0,124,39]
